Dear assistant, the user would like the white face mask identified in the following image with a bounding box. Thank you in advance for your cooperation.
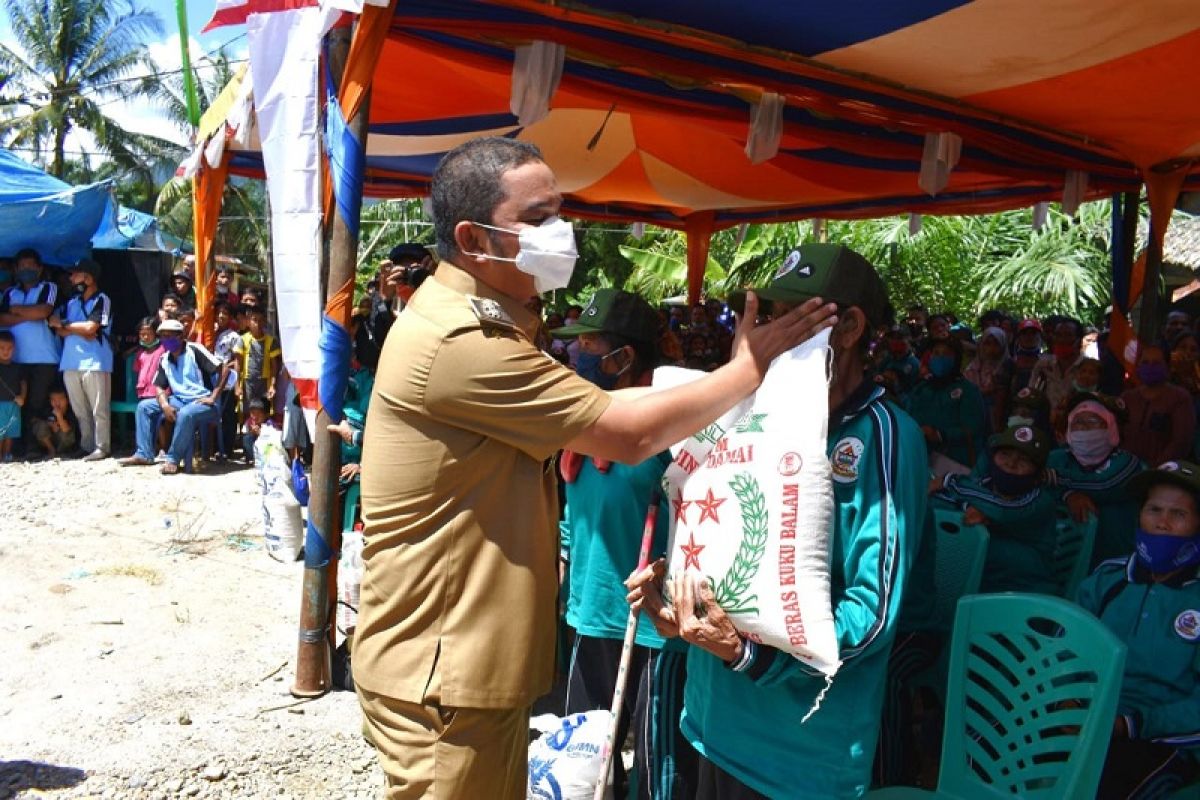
[1066,428,1114,467]
[467,218,578,294]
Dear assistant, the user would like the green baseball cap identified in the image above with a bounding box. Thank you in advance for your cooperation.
[1128,460,1200,502]
[1010,385,1048,412]
[988,424,1051,468]
[550,288,660,346]
[728,243,892,327]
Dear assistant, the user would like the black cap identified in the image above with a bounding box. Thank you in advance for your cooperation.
[70,258,101,279]
[389,242,432,264]
[551,288,660,346]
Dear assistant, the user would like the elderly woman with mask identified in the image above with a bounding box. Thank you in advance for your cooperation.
[1078,461,1200,799]
[964,326,1014,434]
[1047,394,1146,566]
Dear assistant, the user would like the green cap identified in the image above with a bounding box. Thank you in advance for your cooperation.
[1010,385,1048,412]
[988,424,1051,468]
[728,244,891,327]
[1128,460,1200,502]
[550,288,660,346]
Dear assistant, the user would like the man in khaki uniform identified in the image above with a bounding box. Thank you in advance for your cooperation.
[354,137,837,798]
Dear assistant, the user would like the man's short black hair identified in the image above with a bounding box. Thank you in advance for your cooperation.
[14,247,40,264]
[0,330,13,345]
[431,137,544,261]
[161,292,182,306]
[48,382,68,395]
[248,397,269,413]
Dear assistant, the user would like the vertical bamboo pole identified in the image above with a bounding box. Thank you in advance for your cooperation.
[291,23,368,697]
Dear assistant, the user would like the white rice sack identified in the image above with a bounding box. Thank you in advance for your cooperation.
[527,711,611,800]
[656,330,839,681]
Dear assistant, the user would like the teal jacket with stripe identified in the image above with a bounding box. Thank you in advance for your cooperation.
[1077,555,1200,759]
[680,384,927,799]
[935,473,1058,594]
[561,452,674,650]
[904,375,987,468]
[1046,447,1145,566]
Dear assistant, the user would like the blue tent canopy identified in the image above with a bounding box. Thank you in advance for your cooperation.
[91,199,189,253]
[0,149,112,266]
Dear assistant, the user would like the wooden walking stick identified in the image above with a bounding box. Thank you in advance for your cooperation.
[593,492,661,800]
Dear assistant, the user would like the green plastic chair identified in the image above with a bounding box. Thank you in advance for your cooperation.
[871,593,1126,800]
[1051,507,1098,600]
[929,506,990,632]
[109,352,140,449]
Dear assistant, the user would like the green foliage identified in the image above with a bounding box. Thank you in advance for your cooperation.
[565,202,1120,325]
[0,0,181,181]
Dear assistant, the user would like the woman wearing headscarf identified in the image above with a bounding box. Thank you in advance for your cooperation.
[964,326,1014,434]
[1047,394,1146,566]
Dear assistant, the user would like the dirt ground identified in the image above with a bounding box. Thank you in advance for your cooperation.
[0,457,383,799]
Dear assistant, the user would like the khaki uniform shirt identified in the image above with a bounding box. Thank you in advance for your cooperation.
[355,262,611,709]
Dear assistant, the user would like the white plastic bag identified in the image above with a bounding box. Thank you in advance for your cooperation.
[255,426,303,562]
[337,527,364,636]
[656,331,840,685]
[527,711,611,800]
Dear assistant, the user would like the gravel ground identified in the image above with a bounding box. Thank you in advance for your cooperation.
[0,457,385,799]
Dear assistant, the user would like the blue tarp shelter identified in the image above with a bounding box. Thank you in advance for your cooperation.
[91,200,189,253]
[0,149,112,266]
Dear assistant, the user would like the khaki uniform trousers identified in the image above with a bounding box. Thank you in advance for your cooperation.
[358,686,528,799]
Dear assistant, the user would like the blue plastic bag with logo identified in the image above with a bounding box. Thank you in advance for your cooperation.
[291,458,310,507]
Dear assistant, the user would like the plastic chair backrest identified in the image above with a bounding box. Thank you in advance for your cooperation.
[931,506,990,631]
[123,351,137,402]
[1052,508,1098,599]
[938,593,1126,800]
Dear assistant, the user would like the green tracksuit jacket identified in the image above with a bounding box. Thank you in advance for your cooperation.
[1046,447,1145,566]
[680,384,927,799]
[1077,555,1200,760]
[936,473,1058,594]
[904,376,987,468]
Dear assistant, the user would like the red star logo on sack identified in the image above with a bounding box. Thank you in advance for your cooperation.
[680,532,705,570]
[694,488,727,524]
[672,490,691,524]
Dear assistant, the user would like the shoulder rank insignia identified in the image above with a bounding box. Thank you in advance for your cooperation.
[467,295,518,332]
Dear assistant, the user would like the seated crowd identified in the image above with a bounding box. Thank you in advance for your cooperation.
[332,242,1199,799]
[3,236,1198,798]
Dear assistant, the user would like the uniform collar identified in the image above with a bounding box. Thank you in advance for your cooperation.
[832,380,884,424]
[430,260,539,338]
[1126,554,1200,588]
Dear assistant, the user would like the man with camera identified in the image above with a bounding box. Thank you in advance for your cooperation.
[361,243,433,371]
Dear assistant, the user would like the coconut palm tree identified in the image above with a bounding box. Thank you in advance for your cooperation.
[0,0,180,181]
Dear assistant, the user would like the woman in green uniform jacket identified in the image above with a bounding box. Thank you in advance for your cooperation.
[1078,461,1200,799]
[1047,394,1145,567]
[905,336,987,470]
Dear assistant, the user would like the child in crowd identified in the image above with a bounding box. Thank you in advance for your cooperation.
[242,397,271,465]
[158,293,182,322]
[131,316,170,456]
[30,385,77,459]
[1079,461,1200,798]
[0,330,26,462]
[933,424,1058,594]
[233,308,280,405]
